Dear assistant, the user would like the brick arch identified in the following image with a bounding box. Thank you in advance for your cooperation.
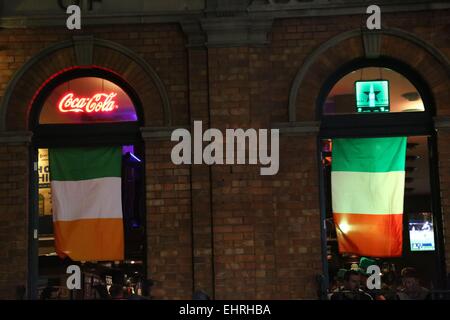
[0,37,172,131]
[289,28,450,122]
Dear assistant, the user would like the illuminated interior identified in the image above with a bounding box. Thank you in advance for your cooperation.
[37,146,146,299]
[320,66,441,294]
[324,67,425,115]
[322,135,438,294]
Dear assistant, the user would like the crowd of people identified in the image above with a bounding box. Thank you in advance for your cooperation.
[40,278,158,300]
[39,278,212,300]
[38,258,432,301]
[328,258,431,300]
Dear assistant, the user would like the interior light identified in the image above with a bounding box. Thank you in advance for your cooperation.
[129,153,142,162]
[339,222,351,234]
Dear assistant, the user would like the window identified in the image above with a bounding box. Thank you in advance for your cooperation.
[318,59,444,296]
[31,70,146,300]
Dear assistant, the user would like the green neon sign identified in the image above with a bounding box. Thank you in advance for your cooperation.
[355,80,389,113]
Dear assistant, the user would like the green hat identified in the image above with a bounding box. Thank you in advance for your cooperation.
[359,257,377,272]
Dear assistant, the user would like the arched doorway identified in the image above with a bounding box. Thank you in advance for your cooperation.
[28,67,147,299]
[317,57,446,299]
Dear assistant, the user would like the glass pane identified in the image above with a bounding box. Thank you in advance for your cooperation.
[39,77,138,124]
[324,67,425,115]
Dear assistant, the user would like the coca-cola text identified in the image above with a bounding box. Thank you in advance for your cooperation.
[58,92,118,113]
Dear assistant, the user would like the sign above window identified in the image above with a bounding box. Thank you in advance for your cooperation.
[39,77,138,124]
[58,92,118,114]
[355,80,389,113]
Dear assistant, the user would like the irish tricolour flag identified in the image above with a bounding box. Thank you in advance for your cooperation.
[331,137,407,257]
[49,147,124,261]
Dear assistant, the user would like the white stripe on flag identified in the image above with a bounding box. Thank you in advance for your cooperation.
[332,171,405,214]
[51,177,122,221]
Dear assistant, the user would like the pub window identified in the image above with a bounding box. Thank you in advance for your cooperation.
[318,61,444,299]
[32,70,146,300]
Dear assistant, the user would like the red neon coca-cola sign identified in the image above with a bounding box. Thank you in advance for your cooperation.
[58,92,118,113]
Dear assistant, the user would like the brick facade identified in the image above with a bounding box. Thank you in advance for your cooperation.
[0,9,449,299]
[0,144,28,300]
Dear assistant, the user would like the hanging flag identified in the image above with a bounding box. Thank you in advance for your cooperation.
[331,137,407,257]
[49,147,124,261]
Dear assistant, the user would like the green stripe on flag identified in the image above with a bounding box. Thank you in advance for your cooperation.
[332,137,407,172]
[49,147,121,181]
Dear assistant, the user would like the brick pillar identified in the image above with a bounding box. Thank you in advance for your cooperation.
[207,47,256,299]
[0,134,30,299]
[275,134,322,299]
[144,138,193,299]
[206,46,323,299]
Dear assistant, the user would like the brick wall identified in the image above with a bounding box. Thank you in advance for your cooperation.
[209,135,321,299]
[0,9,448,299]
[0,144,28,300]
[0,24,188,130]
[145,139,193,299]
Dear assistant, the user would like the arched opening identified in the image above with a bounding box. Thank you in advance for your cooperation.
[317,57,435,137]
[324,67,424,115]
[29,68,147,300]
[30,68,144,146]
[317,58,446,299]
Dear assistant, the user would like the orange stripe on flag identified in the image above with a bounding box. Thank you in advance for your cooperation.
[333,213,403,257]
[54,218,124,261]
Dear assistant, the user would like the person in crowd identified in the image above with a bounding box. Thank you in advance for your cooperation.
[358,257,386,300]
[40,286,59,300]
[127,278,154,300]
[334,268,346,290]
[328,269,347,299]
[397,267,431,300]
[109,284,125,300]
[380,270,399,300]
[94,284,111,299]
[330,270,373,300]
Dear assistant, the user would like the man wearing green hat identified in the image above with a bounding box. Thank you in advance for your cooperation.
[358,257,386,300]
